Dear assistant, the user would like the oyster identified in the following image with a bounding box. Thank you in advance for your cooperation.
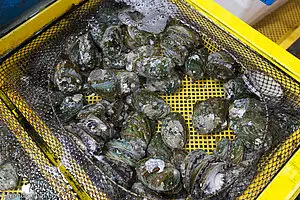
[115,70,140,96]
[136,158,182,194]
[224,76,254,100]
[77,101,106,120]
[125,45,160,72]
[88,69,119,99]
[67,32,102,71]
[54,58,82,94]
[121,112,152,144]
[131,182,163,199]
[94,155,135,189]
[161,112,187,149]
[184,48,209,80]
[103,53,127,69]
[65,123,105,156]
[124,25,156,49]
[160,25,199,66]
[0,163,18,190]
[132,89,170,120]
[77,114,115,142]
[192,98,229,134]
[147,133,172,161]
[206,51,237,80]
[171,149,188,172]
[214,138,244,165]
[58,94,84,122]
[146,71,182,95]
[100,25,123,59]
[105,138,146,167]
[143,56,175,80]
[229,98,271,151]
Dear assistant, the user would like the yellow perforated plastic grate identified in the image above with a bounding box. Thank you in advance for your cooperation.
[253,0,300,43]
[0,179,27,199]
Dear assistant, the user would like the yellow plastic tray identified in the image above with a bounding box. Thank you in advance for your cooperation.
[0,0,299,199]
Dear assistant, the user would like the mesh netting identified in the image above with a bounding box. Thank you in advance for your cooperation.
[0,0,299,199]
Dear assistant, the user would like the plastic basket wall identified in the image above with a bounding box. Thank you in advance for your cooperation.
[0,0,299,199]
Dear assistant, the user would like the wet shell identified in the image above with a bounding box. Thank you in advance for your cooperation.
[170,149,188,172]
[160,38,189,66]
[147,133,172,161]
[146,71,182,95]
[100,25,123,59]
[105,138,146,167]
[88,69,119,99]
[67,32,102,71]
[77,101,106,120]
[161,112,187,149]
[143,56,175,80]
[229,98,270,151]
[136,158,182,194]
[58,94,84,122]
[224,76,254,100]
[121,112,152,144]
[124,25,157,49]
[77,114,115,142]
[192,98,229,134]
[184,48,209,80]
[94,155,135,189]
[54,58,82,94]
[206,51,237,81]
[131,182,164,199]
[0,163,18,190]
[132,89,170,120]
[115,70,140,96]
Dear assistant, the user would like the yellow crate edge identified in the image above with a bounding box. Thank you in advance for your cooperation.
[279,25,300,50]
[185,0,300,82]
[258,149,300,200]
[0,0,82,57]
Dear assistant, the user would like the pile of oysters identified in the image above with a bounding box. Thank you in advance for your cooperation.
[49,5,300,200]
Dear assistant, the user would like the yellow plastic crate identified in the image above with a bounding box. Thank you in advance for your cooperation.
[0,0,299,199]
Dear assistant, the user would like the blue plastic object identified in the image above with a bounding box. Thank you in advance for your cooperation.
[260,0,276,5]
[0,0,41,30]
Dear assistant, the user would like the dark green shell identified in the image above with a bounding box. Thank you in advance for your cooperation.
[214,138,244,165]
[132,89,170,120]
[160,38,189,66]
[192,98,229,134]
[146,71,182,95]
[124,25,157,49]
[77,114,115,142]
[105,138,146,167]
[136,157,181,194]
[67,32,102,71]
[147,133,172,161]
[143,56,175,80]
[77,101,106,120]
[184,48,209,80]
[224,76,253,100]
[161,112,187,149]
[58,94,84,122]
[131,182,164,200]
[229,98,269,151]
[206,51,237,80]
[54,59,82,94]
[115,70,140,96]
[103,53,127,69]
[88,69,119,99]
[121,112,152,144]
[170,149,188,172]
[100,25,123,59]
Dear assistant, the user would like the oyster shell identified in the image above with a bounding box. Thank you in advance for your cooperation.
[143,56,175,80]
[77,101,106,120]
[171,149,188,172]
[124,25,157,49]
[224,76,254,100]
[0,163,18,190]
[147,133,172,161]
[105,138,146,167]
[131,182,164,199]
[65,123,105,156]
[58,94,84,122]
[88,69,119,99]
[67,32,102,71]
[146,71,182,95]
[206,51,237,80]
[94,155,135,189]
[229,98,271,151]
[161,112,187,149]
[54,58,82,94]
[132,89,170,120]
[192,98,229,134]
[100,25,123,59]
[121,112,152,144]
[214,138,244,165]
[184,48,209,80]
[136,157,182,194]
[77,114,115,142]
[115,70,140,96]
